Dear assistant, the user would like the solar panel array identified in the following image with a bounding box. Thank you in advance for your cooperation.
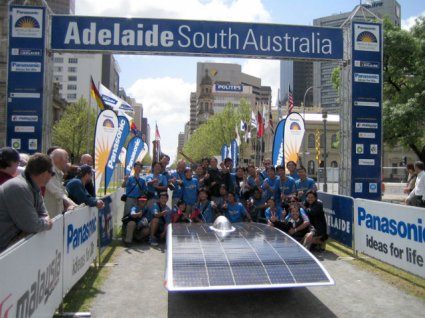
[165,223,334,291]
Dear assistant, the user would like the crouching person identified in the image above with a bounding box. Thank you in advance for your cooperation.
[149,192,171,246]
[285,202,313,247]
[123,195,150,247]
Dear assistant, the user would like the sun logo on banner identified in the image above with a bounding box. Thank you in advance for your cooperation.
[357,31,377,43]
[103,119,114,128]
[290,122,301,131]
[15,16,40,28]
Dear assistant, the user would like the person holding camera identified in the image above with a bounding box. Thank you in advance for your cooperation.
[122,162,147,216]
[123,195,150,247]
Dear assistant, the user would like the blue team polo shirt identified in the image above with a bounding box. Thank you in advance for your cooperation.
[146,173,168,199]
[126,175,146,198]
[182,178,199,205]
[225,202,247,223]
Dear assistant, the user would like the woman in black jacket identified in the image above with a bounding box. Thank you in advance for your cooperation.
[303,190,328,251]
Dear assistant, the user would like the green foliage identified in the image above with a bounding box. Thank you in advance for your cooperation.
[182,100,251,162]
[382,17,425,160]
[52,97,97,162]
[331,66,340,91]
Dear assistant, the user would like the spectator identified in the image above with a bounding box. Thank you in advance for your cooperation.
[0,147,20,185]
[17,153,30,174]
[0,153,54,253]
[404,163,417,196]
[149,192,171,246]
[44,148,77,217]
[63,164,80,185]
[406,161,425,207]
[80,153,95,196]
[66,165,104,209]
[295,167,317,202]
[223,192,252,223]
[303,190,328,251]
[122,161,147,216]
[123,195,150,246]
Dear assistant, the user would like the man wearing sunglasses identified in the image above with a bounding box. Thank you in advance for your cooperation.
[0,153,55,253]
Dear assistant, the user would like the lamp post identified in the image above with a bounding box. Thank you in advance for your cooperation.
[322,110,328,192]
[302,86,314,159]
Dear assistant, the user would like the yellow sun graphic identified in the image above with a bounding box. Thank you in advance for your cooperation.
[358,31,377,43]
[16,16,40,28]
[95,138,111,187]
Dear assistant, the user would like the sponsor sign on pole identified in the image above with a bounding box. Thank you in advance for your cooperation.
[0,216,64,318]
[221,144,229,162]
[351,22,382,200]
[283,112,305,166]
[354,199,425,278]
[99,196,113,248]
[230,139,238,170]
[318,192,353,248]
[94,110,119,193]
[51,16,343,61]
[7,5,45,153]
[63,206,98,295]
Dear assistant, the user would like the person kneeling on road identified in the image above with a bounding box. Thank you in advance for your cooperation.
[149,192,171,246]
[124,195,150,247]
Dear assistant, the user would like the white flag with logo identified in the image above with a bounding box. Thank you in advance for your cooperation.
[99,83,134,113]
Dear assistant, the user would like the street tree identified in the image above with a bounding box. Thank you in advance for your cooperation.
[52,97,97,162]
[181,100,251,163]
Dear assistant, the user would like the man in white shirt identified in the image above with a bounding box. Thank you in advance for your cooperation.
[44,149,77,217]
[407,161,425,207]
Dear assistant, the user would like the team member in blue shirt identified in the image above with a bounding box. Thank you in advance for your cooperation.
[146,161,168,207]
[192,188,216,223]
[182,167,199,215]
[260,166,280,202]
[148,192,171,246]
[264,197,285,226]
[295,167,317,202]
[123,161,147,216]
[169,159,186,207]
[286,161,300,181]
[223,192,252,223]
[276,165,296,204]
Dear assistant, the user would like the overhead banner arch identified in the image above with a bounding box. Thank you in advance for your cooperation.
[50,16,343,61]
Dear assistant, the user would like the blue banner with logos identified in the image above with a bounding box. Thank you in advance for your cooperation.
[318,192,353,248]
[351,22,382,200]
[98,196,113,248]
[125,136,144,176]
[221,144,229,162]
[272,119,285,166]
[230,139,238,170]
[7,5,45,153]
[51,16,343,60]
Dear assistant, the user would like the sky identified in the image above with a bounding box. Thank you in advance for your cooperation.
[75,0,425,163]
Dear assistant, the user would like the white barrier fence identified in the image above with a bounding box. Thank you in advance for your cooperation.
[0,204,103,318]
[354,199,425,278]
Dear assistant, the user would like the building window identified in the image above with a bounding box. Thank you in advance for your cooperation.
[53,76,62,82]
[68,67,77,73]
[308,133,315,148]
[68,58,78,64]
[331,134,338,149]
[54,57,63,63]
[67,84,77,90]
[68,76,77,81]
[67,94,77,99]
[53,66,62,73]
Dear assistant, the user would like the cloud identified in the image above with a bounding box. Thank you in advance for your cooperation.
[127,77,195,162]
[76,0,270,22]
[401,12,425,30]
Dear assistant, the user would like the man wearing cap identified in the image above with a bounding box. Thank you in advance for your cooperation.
[66,165,104,208]
[0,147,20,185]
[123,195,150,246]
[0,153,54,253]
[80,153,95,196]
[44,148,77,217]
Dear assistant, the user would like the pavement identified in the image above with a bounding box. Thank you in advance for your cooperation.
[90,240,425,318]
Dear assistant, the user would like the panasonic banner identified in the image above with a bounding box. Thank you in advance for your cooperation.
[351,22,383,200]
[7,6,46,153]
[63,206,98,296]
[355,199,425,278]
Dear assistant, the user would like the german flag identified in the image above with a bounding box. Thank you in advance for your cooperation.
[91,77,105,110]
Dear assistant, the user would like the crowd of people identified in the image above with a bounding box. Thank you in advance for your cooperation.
[122,155,327,251]
[0,146,102,253]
